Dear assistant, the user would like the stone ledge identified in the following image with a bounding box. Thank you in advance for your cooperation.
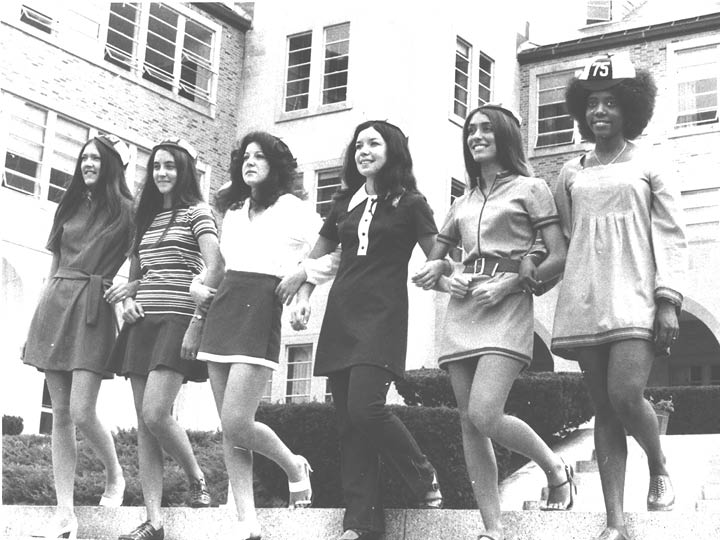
[3,506,720,540]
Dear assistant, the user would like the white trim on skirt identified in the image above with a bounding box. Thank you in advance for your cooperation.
[196,352,279,370]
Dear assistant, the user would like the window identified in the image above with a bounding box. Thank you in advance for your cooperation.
[681,187,720,244]
[324,379,333,403]
[450,178,465,205]
[285,345,313,403]
[711,366,720,385]
[104,2,219,107]
[285,32,312,112]
[536,70,576,147]
[322,23,349,105]
[454,39,471,118]
[672,43,719,129]
[282,22,351,117]
[3,95,88,203]
[2,93,154,203]
[689,366,703,386]
[39,381,53,434]
[587,0,612,25]
[20,3,52,34]
[478,52,494,106]
[261,373,273,403]
[316,168,341,218]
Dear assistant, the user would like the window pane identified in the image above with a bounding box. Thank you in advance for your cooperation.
[143,3,178,89]
[20,5,53,34]
[285,31,312,112]
[286,344,313,403]
[105,2,139,70]
[536,70,576,147]
[316,169,341,218]
[133,148,150,195]
[454,38,471,118]
[322,23,349,105]
[3,99,46,198]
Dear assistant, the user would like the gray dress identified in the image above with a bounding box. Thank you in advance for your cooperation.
[437,174,559,368]
[23,198,132,376]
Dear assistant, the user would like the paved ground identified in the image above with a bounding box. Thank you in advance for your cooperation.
[499,423,720,513]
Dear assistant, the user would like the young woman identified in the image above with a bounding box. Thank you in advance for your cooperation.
[552,53,688,540]
[412,104,572,540]
[292,120,443,540]
[192,132,316,540]
[110,139,223,540]
[23,135,132,539]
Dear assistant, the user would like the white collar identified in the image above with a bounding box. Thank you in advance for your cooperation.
[348,184,377,212]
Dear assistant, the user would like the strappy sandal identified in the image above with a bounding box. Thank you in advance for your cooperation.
[541,460,576,511]
[288,455,313,508]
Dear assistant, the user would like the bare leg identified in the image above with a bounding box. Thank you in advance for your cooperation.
[607,340,668,476]
[469,356,569,494]
[130,376,164,530]
[69,370,124,499]
[579,347,629,535]
[44,371,77,519]
[448,360,503,540]
[215,362,308,519]
[141,368,205,481]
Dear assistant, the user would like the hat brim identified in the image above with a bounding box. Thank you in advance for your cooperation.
[577,78,629,91]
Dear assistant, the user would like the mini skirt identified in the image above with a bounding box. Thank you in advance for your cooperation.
[197,270,282,370]
[108,313,208,382]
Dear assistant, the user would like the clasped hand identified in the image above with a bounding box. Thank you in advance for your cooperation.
[449,273,519,307]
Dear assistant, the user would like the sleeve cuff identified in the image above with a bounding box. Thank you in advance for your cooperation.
[655,286,683,308]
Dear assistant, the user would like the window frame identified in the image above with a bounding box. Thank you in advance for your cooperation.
[284,343,314,404]
[666,35,720,138]
[315,166,342,219]
[2,1,222,116]
[527,60,587,158]
[449,37,494,125]
[278,21,352,122]
[586,0,613,25]
[1,92,210,206]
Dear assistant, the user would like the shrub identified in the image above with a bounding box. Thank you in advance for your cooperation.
[645,386,720,434]
[2,415,24,436]
[395,369,595,439]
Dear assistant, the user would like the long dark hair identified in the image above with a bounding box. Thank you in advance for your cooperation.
[132,144,204,253]
[215,131,299,214]
[462,106,532,190]
[335,120,418,201]
[47,138,132,250]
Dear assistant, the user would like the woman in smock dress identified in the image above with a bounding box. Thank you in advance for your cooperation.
[413,104,572,540]
[551,53,688,540]
[23,135,132,539]
[292,121,443,540]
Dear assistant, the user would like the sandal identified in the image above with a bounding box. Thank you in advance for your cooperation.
[541,460,576,511]
[288,455,313,508]
[594,527,629,540]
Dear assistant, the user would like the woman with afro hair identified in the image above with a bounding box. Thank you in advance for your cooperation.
[550,52,688,540]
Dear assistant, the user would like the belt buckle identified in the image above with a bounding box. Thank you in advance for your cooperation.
[473,258,485,274]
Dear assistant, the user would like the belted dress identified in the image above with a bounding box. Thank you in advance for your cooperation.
[23,197,132,377]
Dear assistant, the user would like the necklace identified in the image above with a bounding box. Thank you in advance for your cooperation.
[593,140,627,166]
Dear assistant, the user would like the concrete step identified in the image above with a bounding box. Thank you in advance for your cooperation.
[2,505,720,540]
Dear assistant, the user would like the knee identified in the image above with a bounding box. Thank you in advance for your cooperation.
[142,403,170,434]
[608,387,644,420]
[467,401,501,437]
[346,399,384,432]
[69,401,96,430]
[52,403,73,427]
[220,411,254,448]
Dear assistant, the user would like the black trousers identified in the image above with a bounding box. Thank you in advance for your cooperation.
[329,365,436,533]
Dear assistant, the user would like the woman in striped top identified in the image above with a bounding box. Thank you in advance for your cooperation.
[111,139,224,540]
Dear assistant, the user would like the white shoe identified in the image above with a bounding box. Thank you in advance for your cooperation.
[99,475,125,507]
[31,513,78,539]
[288,455,313,508]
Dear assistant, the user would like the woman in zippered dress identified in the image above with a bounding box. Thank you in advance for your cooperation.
[413,104,572,540]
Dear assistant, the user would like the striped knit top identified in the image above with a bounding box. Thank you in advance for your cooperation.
[135,204,217,316]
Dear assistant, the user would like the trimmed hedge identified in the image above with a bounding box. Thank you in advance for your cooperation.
[2,415,24,435]
[645,386,720,434]
[3,403,502,509]
[395,368,720,436]
[395,369,595,439]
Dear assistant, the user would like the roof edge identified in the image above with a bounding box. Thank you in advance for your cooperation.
[518,11,720,64]
[193,2,252,31]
